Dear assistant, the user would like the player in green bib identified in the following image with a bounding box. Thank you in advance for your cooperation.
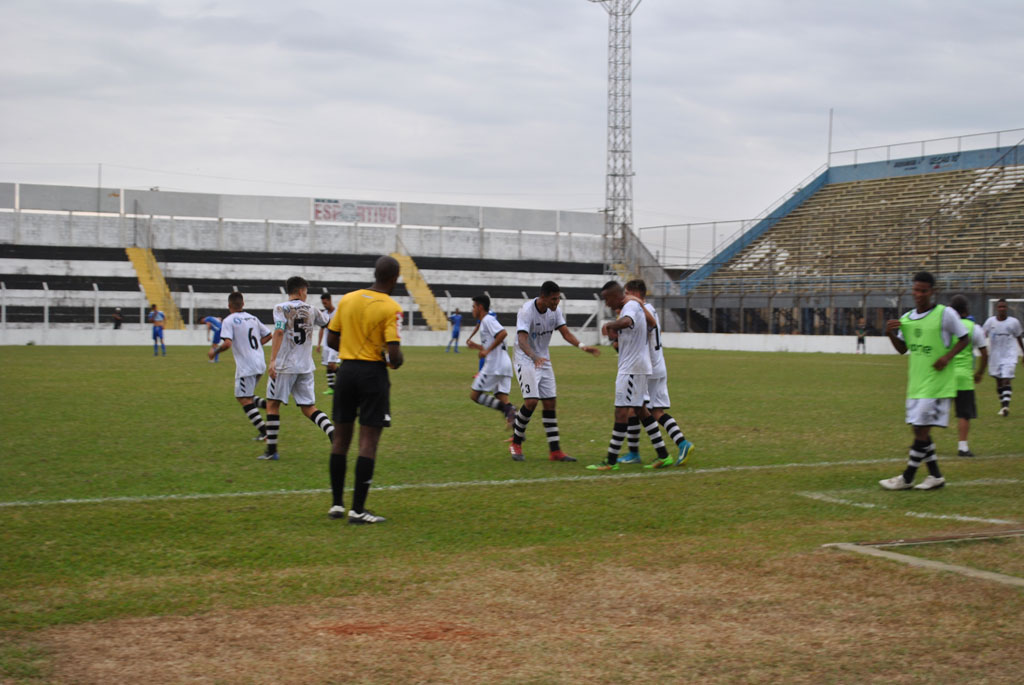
[949,295,988,457]
[881,272,969,491]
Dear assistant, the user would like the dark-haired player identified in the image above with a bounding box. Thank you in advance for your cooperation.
[466,294,517,427]
[210,291,272,440]
[982,298,1023,417]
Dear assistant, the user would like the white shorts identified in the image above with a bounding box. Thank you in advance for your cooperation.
[472,373,512,395]
[615,373,649,408]
[645,375,671,408]
[905,398,951,427]
[515,359,556,399]
[321,345,340,366]
[989,361,1016,379]
[267,372,316,406]
[234,374,263,399]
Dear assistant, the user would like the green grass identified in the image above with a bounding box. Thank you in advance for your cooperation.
[1,344,1022,679]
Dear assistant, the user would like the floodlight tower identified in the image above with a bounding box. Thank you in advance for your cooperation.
[589,0,643,269]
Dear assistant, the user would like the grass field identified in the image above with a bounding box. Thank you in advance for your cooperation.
[1,344,1022,683]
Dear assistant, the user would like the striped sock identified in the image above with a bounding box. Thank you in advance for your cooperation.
[641,415,668,458]
[542,410,560,453]
[922,442,942,478]
[475,393,503,411]
[626,416,641,453]
[241,402,266,435]
[266,413,280,454]
[513,406,534,445]
[657,413,685,445]
[326,370,336,388]
[253,395,268,409]
[902,440,927,482]
[1001,385,1012,408]
[607,422,627,463]
[309,410,334,440]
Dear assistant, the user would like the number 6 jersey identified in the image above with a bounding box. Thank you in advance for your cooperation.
[272,300,329,374]
[220,311,272,378]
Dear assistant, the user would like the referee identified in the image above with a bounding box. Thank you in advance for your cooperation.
[325,256,404,524]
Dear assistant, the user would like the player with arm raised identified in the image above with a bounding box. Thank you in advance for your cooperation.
[509,280,600,462]
[259,276,335,461]
[210,292,272,441]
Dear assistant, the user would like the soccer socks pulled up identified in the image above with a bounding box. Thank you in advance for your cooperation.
[265,413,280,453]
[309,410,335,441]
[475,393,505,412]
[626,416,641,454]
[326,370,336,388]
[329,452,347,508]
[921,442,942,478]
[541,410,560,452]
[999,384,1012,409]
[513,406,534,445]
[902,440,931,482]
[641,415,669,458]
[253,395,268,409]
[657,413,685,446]
[241,402,266,435]
[606,422,628,464]
[352,456,376,514]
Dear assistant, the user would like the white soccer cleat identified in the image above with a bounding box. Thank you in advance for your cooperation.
[997,407,1009,417]
[913,475,946,491]
[327,505,346,520]
[879,475,913,490]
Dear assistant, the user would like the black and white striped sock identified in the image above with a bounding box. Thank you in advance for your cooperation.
[922,442,942,478]
[475,393,503,411]
[513,406,534,445]
[641,415,668,458]
[309,410,335,440]
[542,410,560,452]
[326,370,336,388]
[266,413,280,453]
[902,440,927,482]
[607,422,627,463]
[626,416,641,453]
[241,402,266,435]
[657,413,685,445]
[253,395,268,410]
[1001,385,1012,408]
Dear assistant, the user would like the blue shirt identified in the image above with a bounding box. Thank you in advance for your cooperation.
[449,313,462,334]
[202,316,222,333]
[148,310,166,327]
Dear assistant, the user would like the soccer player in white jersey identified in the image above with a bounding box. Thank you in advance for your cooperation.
[588,281,670,471]
[616,279,695,468]
[510,280,600,462]
[466,295,517,427]
[316,292,340,396]
[210,292,273,440]
[982,298,1024,416]
[260,276,336,461]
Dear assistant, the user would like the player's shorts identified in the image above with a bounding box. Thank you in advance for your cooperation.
[234,373,263,399]
[267,371,316,406]
[152,326,164,340]
[989,361,1017,379]
[321,344,340,366]
[515,359,556,399]
[211,331,222,345]
[472,372,512,395]
[905,398,951,427]
[645,374,671,408]
[334,360,391,427]
[954,389,977,420]
[615,372,649,408]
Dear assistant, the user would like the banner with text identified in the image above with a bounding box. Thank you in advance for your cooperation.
[314,198,399,224]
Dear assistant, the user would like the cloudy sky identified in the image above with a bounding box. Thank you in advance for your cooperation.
[2,0,1022,264]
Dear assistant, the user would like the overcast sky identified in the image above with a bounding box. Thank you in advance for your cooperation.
[2,0,1022,264]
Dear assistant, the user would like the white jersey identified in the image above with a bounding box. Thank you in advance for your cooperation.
[982,316,1023,366]
[616,300,653,375]
[220,311,271,378]
[514,298,566,363]
[272,299,330,374]
[643,302,666,377]
[479,314,514,376]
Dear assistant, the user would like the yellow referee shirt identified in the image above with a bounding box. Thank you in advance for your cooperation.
[328,289,403,361]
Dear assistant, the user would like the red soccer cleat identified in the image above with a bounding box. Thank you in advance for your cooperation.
[549,450,577,463]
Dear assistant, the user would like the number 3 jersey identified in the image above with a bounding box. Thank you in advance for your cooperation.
[273,299,330,374]
[220,311,272,378]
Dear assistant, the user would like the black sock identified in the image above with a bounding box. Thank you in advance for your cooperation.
[330,453,347,507]
[352,456,376,513]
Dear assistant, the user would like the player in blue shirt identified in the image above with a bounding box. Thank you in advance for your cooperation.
[147,304,166,356]
[202,315,223,362]
[446,309,463,353]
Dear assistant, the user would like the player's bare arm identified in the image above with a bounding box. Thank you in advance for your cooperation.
[480,329,507,359]
[268,329,284,379]
[209,337,233,360]
[517,330,548,368]
[886,319,907,354]
[386,341,403,370]
[975,346,989,384]
[326,329,340,352]
[558,324,600,357]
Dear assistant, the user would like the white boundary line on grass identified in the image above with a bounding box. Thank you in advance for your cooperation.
[797,490,1019,525]
[2,453,1022,510]
[824,542,1024,589]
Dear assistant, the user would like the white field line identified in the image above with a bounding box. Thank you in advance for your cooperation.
[2,453,1022,510]
[798,477,1021,525]
[824,543,1024,589]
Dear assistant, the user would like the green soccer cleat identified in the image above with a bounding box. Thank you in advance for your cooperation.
[586,461,619,472]
[644,455,674,469]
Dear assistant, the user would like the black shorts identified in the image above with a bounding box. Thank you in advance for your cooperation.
[954,389,977,419]
[334,360,391,427]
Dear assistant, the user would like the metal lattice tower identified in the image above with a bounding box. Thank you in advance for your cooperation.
[589,0,643,268]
